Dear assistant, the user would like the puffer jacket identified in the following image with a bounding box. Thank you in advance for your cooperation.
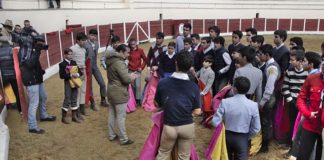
[0,46,15,83]
[106,52,132,104]
[297,73,324,134]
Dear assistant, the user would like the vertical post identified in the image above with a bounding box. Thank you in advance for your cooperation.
[239,18,242,31]
[44,33,51,68]
[227,18,229,33]
[58,30,63,61]
[303,19,306,32]
[215,19,217,26]
[289,18,292,31]
[202,19,205,34]
[190,19,193,34]
[317,19,320,32]
[148,21,151,40]
[71,32,74,46]
[97,25,101,48]
[123,22,127,44]
[161,19,164,33]
[252,18,254,28]
[264,18,267,31]
[277,18,279,30]
[136,22,139,43]
[84,26,87,34]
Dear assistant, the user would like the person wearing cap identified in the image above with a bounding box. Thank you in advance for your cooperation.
[0,19,22,114]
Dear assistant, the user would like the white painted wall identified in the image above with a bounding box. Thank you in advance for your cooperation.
[1,0,324,33]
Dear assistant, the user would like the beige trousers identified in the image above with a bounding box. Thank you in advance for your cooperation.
[77,70,86,106]
[156,123,195,160]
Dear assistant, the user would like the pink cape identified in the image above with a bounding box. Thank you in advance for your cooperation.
[204,85,231,159]
[292,112,302,140]
[142,71,159,112]
[273,98,290,143]
[138,111,199,160]
[126,84,137,113]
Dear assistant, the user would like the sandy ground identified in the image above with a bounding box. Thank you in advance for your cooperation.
[6,35,324,160]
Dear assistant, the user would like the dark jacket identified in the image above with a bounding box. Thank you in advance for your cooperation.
[0,46,16,83]
[106,53,132,104]
[59,60,81,81]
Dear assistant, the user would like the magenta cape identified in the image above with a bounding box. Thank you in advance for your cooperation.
[138,111,199,160]
[126,84,137,113]
[142,71,159,112]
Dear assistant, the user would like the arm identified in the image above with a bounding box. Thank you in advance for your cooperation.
[146,47,153,68]
[249,107,261,138]
[255,73,263,103]
[158,56,164,78]
[282,71,293,102]
[297,77,312,118]
[116,62,132,85]
[259,66,279,107]
[212,101,225,127]
[219,52,232,74]
[59,63,71,80]
[100,50,107,69]
[202,71,215,95]
[280,51,290,72]
[140,49,147,70]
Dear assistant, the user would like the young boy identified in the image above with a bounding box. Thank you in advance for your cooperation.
[273,29,290,74]
[147,32,167,72]
[201,37,215,60]
[228,30,245,55]
[158,41,177,78]
[258,44,281,153]
[197,56,215,117]
[289,37,303,51]
[59,48,82,124]
[282,50,308,143]
[176,23,191,53]
[191,33,203,53]
[213,36,232,94]
[303,51,321,74]
[212,76,261,160]
[251,35,264,52]
[245,27,258,45]
[183,37,201,71]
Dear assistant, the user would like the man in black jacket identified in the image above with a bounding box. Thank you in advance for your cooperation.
[13,32,56,134]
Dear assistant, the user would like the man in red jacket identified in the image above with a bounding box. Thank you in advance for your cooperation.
[128,38,147,104]
[297,60,324,160]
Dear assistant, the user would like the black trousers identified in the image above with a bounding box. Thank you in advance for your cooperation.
[260,94,276,143]
[225,130,249,160]
[4,79,21,113]
[297,128,322,160]
[288,98,298,144]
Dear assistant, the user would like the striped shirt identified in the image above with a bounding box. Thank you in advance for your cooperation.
[282,67,308,101]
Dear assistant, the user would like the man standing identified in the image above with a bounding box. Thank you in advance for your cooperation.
[70,32,87,117]
[48,0,60,8]
[176,23,191,53]
[212,76,261,160]
[13,28,56,134]
[273,29,290,74]
[85,29,108,109]
[245,27,257,45]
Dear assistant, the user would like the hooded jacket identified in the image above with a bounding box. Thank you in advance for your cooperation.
[106,53,132,104]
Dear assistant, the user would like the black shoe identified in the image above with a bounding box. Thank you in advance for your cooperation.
[109,136,117,141]
[121,139,134,145]
[40,116,56,121]
[29,128,45,134]
[258,145,269,153]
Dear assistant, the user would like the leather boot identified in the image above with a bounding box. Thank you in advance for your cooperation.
[61,109,70,124]
[79,104,88,116]
[90,99,99,111]
[72,110,81,123]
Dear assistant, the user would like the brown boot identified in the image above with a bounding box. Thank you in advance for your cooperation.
[72,110,81,123]
[90,100,99,111]
[61,109,70,124]
[79,104,88,116]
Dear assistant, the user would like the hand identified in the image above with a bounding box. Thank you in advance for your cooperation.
[102,64,107,70]
[310,111,318,119]
[71,73,79,78]
[8,41,13,46]
[200,92,205,96]
[137,68,142,72]
[130,72,138,81]
[31,32,37,37]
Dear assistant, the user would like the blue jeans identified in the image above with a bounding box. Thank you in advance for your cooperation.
[26,83,49,130]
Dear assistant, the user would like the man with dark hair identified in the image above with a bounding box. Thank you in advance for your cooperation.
[228,30,244,55]
[245,27,258,45]
[85,29,108,109]
[208,26,220,39]
[101,35,120,69]
[251,35,264,52]
[212,76,261,160]
[213,36,232,94]
[273,29,290,74]
[303,51,321,74]
[191,33,202,53]
[258,44,281,153]
[70,32,87,118]
[233,46,263,102]
[147,32,167,72]
[176,23,191,53]
[201,37,214,59]
[155,50,201,159]
[289,37,303,50]
[183,37,201,71]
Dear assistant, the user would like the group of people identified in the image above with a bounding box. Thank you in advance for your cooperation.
[2,18,324,160]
